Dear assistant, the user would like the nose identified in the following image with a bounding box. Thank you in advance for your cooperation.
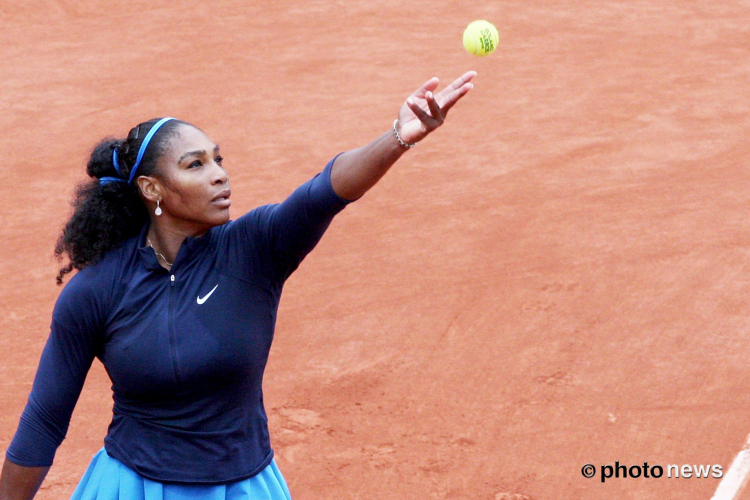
[211,162,228,185]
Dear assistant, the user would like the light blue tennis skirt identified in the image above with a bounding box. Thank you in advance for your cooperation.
[70,448,292,500]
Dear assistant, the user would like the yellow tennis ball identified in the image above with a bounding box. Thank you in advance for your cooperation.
[463,20,499,56]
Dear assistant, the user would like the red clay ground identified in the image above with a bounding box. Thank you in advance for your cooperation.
[2,1,750,499]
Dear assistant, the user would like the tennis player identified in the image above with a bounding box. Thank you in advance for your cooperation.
[0,71,475,500]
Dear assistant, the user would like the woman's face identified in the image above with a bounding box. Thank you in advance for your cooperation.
[154,124,231,232]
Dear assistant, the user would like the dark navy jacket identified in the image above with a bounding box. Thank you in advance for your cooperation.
[6,157,352,484]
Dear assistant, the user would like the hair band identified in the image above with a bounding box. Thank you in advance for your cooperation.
[128,117,175,183]
[99,177,127,186]
[112,148,124,177]
[99,117,176,187]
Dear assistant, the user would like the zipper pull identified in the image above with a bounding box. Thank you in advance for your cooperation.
[170,274,175,286]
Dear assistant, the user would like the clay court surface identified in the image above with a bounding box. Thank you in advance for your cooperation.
[2,1,750,499]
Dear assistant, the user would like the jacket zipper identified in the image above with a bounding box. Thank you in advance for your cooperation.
[168,273,183,386]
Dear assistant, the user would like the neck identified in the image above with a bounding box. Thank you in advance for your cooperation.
[146,217,208,266]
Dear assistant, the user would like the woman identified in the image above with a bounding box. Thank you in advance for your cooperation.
[0,71,475,500]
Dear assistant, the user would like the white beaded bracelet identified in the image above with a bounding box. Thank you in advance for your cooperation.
[392,119,417,148]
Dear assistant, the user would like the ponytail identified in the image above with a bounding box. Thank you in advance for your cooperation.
[55,118,185,284]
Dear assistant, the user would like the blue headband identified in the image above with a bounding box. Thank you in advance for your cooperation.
[100,117,176,186]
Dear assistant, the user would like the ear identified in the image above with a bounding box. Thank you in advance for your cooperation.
[136,175,163,203]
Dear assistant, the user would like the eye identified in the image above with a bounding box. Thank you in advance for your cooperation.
[215,155,223,165]
[189,160,202,169]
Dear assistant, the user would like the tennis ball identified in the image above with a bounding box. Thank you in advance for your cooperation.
[463,20,499,56]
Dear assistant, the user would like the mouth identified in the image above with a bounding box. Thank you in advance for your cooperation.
[211,189,232,208]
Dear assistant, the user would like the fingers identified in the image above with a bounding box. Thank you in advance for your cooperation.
[436,70,477,102]
[452,70,477,90]
[406,97,440,128]
[440,82,473,115]
[403,72,476,136]
[425,91,443,123]
[412,77,440,98]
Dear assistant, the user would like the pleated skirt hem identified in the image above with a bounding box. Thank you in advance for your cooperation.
[69,448,292,500]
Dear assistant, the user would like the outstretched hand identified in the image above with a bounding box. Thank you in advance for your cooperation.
[396,71,477,146]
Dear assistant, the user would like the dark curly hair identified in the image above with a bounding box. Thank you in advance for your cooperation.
[54,118,187,284]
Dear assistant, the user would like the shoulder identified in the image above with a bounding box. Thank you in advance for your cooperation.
[235,204,278,226]
[216,204,279,242]
[56,236,134,313]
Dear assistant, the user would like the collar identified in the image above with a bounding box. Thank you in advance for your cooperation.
[136,222,214,272]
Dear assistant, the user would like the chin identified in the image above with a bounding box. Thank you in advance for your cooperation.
[212,212,230,226]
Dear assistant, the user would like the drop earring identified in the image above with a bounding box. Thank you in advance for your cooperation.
[155,199,162,216]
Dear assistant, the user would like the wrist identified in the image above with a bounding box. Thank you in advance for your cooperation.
[392,119,416,149]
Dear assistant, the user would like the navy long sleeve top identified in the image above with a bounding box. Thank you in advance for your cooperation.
[6,156,352,484]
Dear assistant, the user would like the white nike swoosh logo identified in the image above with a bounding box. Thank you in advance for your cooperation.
[197,284,219,305]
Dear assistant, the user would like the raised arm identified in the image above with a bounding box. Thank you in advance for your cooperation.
[230,72,476,282]
[330,71,476,201]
